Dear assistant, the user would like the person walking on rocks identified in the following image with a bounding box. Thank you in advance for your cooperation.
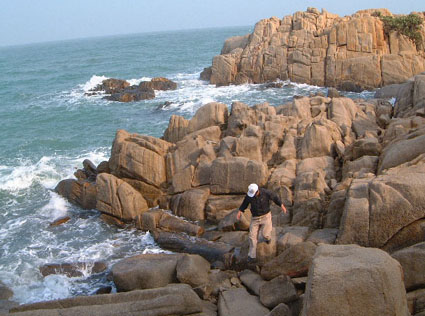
[237,183,287,263]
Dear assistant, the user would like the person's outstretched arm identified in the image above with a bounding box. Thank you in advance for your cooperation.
[237,195,250,220]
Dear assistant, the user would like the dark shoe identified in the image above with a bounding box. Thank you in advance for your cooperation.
[265,238,271,245]
[247,256,257,264]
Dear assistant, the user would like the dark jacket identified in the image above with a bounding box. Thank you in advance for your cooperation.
[238,188,282,217]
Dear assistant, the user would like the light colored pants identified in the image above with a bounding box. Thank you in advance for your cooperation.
[248,212,272,259]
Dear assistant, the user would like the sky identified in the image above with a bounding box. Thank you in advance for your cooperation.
[0,0,423,47]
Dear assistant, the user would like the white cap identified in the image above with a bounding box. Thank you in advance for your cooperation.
[247,183,258,197]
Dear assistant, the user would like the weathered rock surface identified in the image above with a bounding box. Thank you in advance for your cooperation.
[176,254,211,288]
[392,242,425,291]
[96,173,149,221]
[10,284,202,316]
[111,253,183,291]
[218,288,270,316]
[301,244,409,316]
[207,8,425,90]
[261,242,317,280]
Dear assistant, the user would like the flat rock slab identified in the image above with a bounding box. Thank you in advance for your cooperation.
[11,284,202,316]
[218,288,269,316]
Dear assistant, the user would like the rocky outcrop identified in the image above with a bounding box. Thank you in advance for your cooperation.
[301,244,409,316]
[88,77,177,102]
[204,8,425,91]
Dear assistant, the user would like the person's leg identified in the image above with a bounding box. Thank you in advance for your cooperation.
[248,217,260,259]
[260,212,272,243]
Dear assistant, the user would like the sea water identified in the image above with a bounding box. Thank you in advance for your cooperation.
[0,26,374,304]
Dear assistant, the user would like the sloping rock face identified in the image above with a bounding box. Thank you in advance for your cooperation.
[301,244,409,316]
[204,8,425,91]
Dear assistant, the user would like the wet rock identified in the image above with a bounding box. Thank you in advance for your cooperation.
[49,216,71,227]
[139,77,177,91]
[105,85,155,102]
[55,179,97,210]
[89,78,130,94]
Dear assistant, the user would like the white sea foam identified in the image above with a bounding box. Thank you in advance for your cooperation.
[41,192,70,220]
[82,75,109,93]
[127,77,151,86]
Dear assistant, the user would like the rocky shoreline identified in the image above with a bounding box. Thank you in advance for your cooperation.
[3,7,425,316]
[3,71,423,316]
[201,8,425,91]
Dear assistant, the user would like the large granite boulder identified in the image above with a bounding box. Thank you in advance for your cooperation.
[259,275,298,309]
[301,244,409,316]
[176,254,211,288]
[105,85,155,102]
[337,162,425,248]
[96,173,148,221]
[109,130,171,188]
[111,253,183,291]
[206,9,425,90]
[170,187,210,221]
[210,157,268,194]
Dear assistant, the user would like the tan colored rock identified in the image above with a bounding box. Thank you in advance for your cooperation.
[210,157,268,194]
[337,162,425,248]
[176,254,211,288]
[109,130,171,188]
[170,187,210,221]
[205,194,245,223]
[55,179,97,210]
[379,126,425,173]
[261,242,317,280]
[163,115,189,143]
[112,253,183,291]
[188,102,228,133]
[301,244,409,316]
[122,178,163,208]
[218,288,270,316]
[96,173,148,222]
[11,284,202,316]
[207,9,425,90]
[392,242,425,291]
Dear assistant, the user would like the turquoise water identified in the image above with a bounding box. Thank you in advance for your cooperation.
[0,26,373,304]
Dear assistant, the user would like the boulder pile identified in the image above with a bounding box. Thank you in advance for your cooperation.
[87,77,177,102]
[202,8,425,91]
[46,71,425,315]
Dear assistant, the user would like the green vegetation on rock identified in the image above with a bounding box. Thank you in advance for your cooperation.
[374,12,424,48]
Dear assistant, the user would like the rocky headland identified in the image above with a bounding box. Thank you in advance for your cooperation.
[4,7,425,316]
[202,8,425,91]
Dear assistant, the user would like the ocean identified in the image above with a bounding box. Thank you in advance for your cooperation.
[0,26,373,304]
